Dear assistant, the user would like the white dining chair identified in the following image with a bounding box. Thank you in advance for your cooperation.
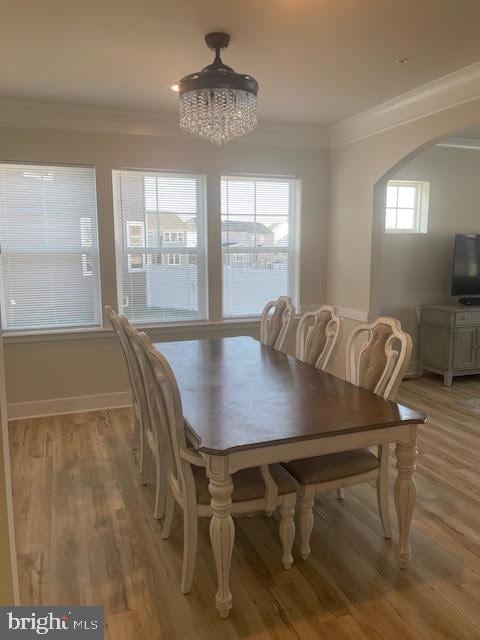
[296,305,341,370]
[121,318,168,521]
[283,316,412,559]
[260,296,295,352]
[133,329,298,595]
[105,306,147,459]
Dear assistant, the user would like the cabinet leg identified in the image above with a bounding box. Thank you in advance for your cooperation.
[444,372,453,386]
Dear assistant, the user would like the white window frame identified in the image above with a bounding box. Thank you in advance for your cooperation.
[0,162,101,333]
[385,180,429,234]
[113,169,208,325]
[221,174,301,319]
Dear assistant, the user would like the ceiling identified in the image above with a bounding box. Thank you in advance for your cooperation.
[2,0,480,125]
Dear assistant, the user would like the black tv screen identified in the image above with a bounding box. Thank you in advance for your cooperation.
[452,234,480,296]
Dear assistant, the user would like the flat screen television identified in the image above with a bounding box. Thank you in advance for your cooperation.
[452,234,480,302]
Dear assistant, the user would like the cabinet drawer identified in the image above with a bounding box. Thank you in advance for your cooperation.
[455,310,480,326]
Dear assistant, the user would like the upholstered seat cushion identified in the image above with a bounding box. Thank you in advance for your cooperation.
[283,448,379,486]
[193,463,298,504]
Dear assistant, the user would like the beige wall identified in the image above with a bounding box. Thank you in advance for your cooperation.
[327,97,480,319]
[0,126,328,407]
[374,145,480,361]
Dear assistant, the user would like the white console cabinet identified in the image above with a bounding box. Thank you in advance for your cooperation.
[420,305,480,385]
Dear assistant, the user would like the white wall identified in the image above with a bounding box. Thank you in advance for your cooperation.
[327,97,480,320]
[0,126,328,409]
[374,145,480,362]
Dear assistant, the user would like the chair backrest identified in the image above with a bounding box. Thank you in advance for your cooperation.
[260,296,295,352]
[127,327,192,492]
[296,305,341,369]
[105,306,145,414]
[346,316,412,400]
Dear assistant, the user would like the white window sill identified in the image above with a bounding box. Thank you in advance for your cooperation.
[3,318,265,344]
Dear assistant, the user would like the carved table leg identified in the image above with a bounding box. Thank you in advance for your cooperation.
[208,468,235,618]
[394,428,418,569]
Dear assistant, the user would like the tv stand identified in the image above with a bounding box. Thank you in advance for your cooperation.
[420,305,480,385]
[459,297,480,306]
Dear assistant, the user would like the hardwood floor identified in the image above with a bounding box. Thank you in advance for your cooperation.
[9,373,480,639]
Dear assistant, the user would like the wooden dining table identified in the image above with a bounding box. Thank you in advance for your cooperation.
[155,336,427,618]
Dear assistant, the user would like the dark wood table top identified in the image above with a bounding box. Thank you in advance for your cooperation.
[154,337,426,455]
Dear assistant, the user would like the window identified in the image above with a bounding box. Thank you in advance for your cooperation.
[385,180,429,233]
[0,163,100,331]
[113,170,207,324]
[163,231,185,244]
[166,253,181,265]
[221,176,300,318]
[126,221,145,271]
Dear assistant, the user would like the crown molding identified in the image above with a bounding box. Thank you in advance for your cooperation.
[437,137,480,151]
[0,98,328,150]
[329,60,480,148]
[4,54,480,153]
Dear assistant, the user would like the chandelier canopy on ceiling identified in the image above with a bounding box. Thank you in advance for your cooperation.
[177,32,259,146]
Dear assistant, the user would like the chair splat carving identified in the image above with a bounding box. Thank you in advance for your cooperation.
[260,296,294,352]
[296,305,341,370]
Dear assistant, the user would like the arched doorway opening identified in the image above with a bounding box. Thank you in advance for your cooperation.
[369,123,480,373]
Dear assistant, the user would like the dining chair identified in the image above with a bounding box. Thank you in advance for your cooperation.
[121,319,167,521]
[133,329,299,595]
[283,316,412,559]
[260,296,295,352]
[296,305,341,369]
[105,306,143,455]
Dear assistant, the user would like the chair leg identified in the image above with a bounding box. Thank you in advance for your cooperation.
[153,452,166,520]
[337,488,345,500]
[132,407,141,451]
[279,495,296,570]
[298,485,316,560]
[377,445,392,539]
[180,501,198,594]
[140,441,154,486]
[160,485,175,539]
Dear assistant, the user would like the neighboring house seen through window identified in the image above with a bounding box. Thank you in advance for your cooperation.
[113,170,207,323]
[221,176,300,318]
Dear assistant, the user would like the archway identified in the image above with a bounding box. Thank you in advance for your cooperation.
[369,122,480,371]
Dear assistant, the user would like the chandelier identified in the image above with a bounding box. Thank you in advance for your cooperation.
[176,32,258,146]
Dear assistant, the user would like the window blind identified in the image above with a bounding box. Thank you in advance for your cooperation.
[113,170,207,324]
[221,176,299,318]
[0,164,100,331]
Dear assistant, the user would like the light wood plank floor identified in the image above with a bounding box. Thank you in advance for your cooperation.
[9,373,480,639]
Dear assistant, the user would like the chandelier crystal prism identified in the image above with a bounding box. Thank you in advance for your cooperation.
[178,32,259,146]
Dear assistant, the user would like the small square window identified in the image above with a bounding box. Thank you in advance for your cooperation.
[385,180,429,234]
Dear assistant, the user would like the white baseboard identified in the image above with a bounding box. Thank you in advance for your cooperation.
[7,391,132,421]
